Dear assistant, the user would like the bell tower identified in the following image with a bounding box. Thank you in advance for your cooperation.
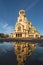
[18,10,26,22]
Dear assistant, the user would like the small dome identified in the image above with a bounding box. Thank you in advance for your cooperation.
[31,26,36,31]
[19,10,25,16]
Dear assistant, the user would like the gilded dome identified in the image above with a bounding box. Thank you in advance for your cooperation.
[19,10,25,16]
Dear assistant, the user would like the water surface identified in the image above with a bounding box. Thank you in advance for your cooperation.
[0,42,43,65]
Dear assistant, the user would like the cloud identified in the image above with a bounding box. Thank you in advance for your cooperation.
[26,0,40,11]
[0,22,14,34]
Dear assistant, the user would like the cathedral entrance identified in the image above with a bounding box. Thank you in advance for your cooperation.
[16,34,22,37]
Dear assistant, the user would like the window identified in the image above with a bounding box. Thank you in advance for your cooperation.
[16,34,22,37]
[18,26,21,31]
[19,19,22,21]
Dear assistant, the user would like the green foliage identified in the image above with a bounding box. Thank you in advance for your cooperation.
[0,33,9,38]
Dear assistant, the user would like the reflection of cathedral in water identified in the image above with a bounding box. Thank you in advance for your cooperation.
[14,42,37,65]
[9,10,40,38]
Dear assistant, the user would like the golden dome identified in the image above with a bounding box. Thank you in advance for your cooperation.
[19,10,25,16]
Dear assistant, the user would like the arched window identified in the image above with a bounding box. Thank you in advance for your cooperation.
[19,19,22,21]
[18,26,21,31]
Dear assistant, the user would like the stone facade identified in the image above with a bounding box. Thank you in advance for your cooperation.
[9,10,40,38]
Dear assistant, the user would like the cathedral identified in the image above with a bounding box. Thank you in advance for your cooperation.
[9,10,40,38]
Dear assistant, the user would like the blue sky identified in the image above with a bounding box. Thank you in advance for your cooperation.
[0,0,43,35]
